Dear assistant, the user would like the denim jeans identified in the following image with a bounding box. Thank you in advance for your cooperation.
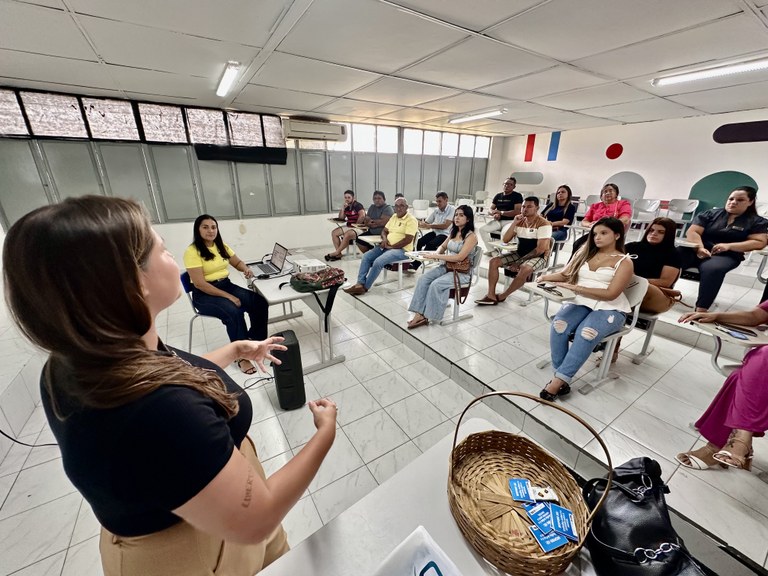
[550,303,626,383]
[357,246,408,290]
[552,228,568,242]
[192,278,269,342]
[408,265,470,322]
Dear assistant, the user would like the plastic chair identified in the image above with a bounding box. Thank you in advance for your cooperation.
[441,245,483,325]
[629,199,661,239]
[412,199,431,220]
[473,191,487,213]
[666,199,699,237]
[180,272,220,352]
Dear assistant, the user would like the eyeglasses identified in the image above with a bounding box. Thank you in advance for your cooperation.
[537,283,563,297]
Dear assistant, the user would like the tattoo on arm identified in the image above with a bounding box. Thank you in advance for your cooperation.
[241,468,254,508]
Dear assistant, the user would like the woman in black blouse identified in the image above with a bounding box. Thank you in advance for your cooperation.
[3,196,337,576]
[678,186,768,311]
[541,184,577,242]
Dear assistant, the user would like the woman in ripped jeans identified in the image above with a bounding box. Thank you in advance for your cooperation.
[537,217,633,401]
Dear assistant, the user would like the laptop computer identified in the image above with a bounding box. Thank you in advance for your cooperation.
[255,243,288,275]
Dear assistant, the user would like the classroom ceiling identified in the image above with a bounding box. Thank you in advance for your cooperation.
[2,0,768,136]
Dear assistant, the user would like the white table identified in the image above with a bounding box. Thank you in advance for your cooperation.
[260,418,597,576]
[249,276,345,374]
[690,320,768,376]
[675,238,699,248]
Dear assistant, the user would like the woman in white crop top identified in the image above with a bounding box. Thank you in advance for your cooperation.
[537,217,634,401]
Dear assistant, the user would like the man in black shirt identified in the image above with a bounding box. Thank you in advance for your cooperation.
[479,177,523,255]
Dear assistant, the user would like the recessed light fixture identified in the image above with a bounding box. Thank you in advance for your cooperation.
[216,61,241,97]
[651,57,768,87]
[448,108,507,124]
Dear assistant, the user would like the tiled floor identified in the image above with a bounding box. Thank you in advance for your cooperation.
[1,242,767,575]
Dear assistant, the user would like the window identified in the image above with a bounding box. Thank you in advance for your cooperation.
[21,92,87,138]
[82,98,139,141]
[186,108,228,145]
[352,124,375,152]
[376,126,398,153]
[441,132,459,157]
[139,103,187,143]
[423,131,441,156]
[0,90,28,136]
[262,115,285,147]
[475,136,491,158]
[403,129,423,154]
[458,134,475,158]
[326,122,351,151]
[228,112,264,146]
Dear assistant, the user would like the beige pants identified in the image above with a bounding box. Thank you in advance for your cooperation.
[100,436,289,576]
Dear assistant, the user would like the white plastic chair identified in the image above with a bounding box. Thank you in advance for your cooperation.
[666,199,699,237]
[441,245,483,325]
[412,199,431,220]
[629,199,661,239]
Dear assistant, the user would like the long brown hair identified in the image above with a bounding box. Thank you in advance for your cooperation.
[641,217,677,252]
[3,196,238,419]
[562,217,626,283]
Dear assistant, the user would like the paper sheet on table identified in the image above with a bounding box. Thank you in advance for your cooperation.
[371,525,464,576]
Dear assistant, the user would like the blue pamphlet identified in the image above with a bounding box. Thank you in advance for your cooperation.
[550,503,578,541]
[508,478,534,503]
[529,525,569,553]
[524,502,553,533]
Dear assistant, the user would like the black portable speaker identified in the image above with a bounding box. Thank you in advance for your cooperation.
[271,330,306,410]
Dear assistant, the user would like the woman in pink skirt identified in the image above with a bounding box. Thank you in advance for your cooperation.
[675,302,768,470]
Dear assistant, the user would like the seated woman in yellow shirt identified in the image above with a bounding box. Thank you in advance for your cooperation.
[184,214,269,374]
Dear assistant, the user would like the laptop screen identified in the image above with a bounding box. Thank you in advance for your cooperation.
[271,243,288,270]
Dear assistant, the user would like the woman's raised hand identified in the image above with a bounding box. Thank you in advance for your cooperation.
[308,398,338,431]
[238,336,286,373]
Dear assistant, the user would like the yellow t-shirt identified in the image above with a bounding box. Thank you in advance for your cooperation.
[385,213,419,252]
[183,243,235,283]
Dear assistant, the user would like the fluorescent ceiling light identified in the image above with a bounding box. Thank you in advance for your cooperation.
[449,108,507,124]
[216,61,241,97]
[651,57,768,87]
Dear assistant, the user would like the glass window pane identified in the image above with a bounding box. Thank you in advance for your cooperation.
[475,136,490,158]
[98,143,157,222]
[439,157,456,199]
[270,150,300,214]
[236,163,270,216]
[228,112,263,147]
[441,133,459,157]
[328,152,352,210]
[458,135,475,158]
[262,115,285,147]
[301,151,329,213]
[354,152,375,195]
[378,154,397,198]
[21,92,87,138]
[376,126,398,153]
[403,155,422,199]
[326,123,351,151]
[471,158,488,194]
[403,129,422,154]
[456,157,472,197]
[151,145,199,220]
[352,124,375,152]
[198,161,235,217]
[42,141,101,198]
[186,108,228,145]
[82,98,139,140]
[0,90,28,136]
[422,156,439,197]
[0,140,48,227]
[423,131,440,156]
[139,103,187,143]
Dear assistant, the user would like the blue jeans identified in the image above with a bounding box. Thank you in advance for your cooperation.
[357,246,408,290]
[408,265,470,322]
[552,228,568,242]
[192,278,269,342]
[550,304,626,383]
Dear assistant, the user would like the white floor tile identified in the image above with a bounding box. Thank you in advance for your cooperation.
[70,500,100,547]
[428,337,476,361]
[630,388,703,434]
[455,352,510,383]
[9,551,66,576]
[396,359,448,391]
[342,353,392,383]
[249,417,291,462]
[0,458,76,521]
[306,430,365,493]
[611,406,698,464]
[282,497,323,548]
[420,379,475,419]
[368,441,422,485]
[327,384,381,426]
[61,535,102,576]
[412,421,457,453]
[385,394,447,438]
[358,329,401,352]
[376,343,423,370]
[360,371,418,407]
[306,362,361,397]
[311,467,378,524]
[343,410,409,463]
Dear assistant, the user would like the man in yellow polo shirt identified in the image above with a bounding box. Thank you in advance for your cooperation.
[344,198,418,295]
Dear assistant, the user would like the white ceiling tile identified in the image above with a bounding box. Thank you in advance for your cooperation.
[346,77,459,106]
[105,65,216,96]
[512,109,600,126]
[16,0,65,8]
[626,67,768,97]
[398,37,552,90]
[0,2,95,60]
[532,83,653,110]
[0,50,113,89]
[418,92,510,113]
[573,15,768,79]
[235,85,335,111]
[488,0,741,60]
[579,97,702,120]
[312,98,402,117]
[78,15,260,78]
[758,0,768,7]
[251,52,380,97]
[69,0,287,46]
[666,80,768,114]
[2,77,123,98]
[393,0,541,31]
[481,66,607,100]
[376,108,447,122]
[276,0,467,74]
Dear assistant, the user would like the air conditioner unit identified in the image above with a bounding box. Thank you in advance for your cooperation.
[282,118,347,142]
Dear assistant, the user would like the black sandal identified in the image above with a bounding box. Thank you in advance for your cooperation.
[539,382,570,402]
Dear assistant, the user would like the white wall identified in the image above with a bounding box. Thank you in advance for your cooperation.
[487,108,768,201]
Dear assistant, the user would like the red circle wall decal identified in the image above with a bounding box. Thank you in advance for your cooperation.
[606,143,623,159]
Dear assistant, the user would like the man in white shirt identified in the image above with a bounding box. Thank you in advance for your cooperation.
[413,191,455,269]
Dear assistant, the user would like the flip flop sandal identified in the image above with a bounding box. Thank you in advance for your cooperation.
[236,359,257,375]
[407,317,429,330]
[474,296,498,305]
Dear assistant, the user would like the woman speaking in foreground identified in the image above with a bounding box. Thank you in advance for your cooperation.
[3,196,336,576]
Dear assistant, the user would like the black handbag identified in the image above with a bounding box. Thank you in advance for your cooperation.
[583,457,712,576]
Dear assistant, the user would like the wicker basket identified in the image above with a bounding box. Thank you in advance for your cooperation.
[448,391,613,576]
